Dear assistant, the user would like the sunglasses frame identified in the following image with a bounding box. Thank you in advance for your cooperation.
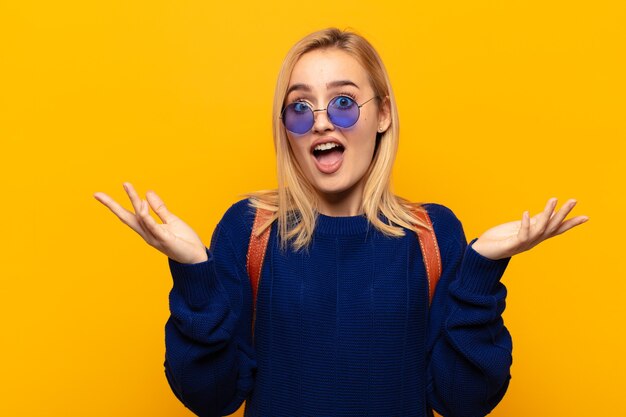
[280,95,379,134]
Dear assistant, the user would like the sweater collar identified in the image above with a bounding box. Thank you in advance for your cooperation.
[314,211,380,236]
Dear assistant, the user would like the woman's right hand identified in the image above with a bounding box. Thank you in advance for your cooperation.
[93,182,208,264]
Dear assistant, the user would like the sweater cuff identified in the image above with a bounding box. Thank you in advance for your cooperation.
[168,247,220,309]
[460,238,511,295]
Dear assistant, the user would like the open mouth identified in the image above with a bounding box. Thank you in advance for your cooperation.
[312,142,345,166]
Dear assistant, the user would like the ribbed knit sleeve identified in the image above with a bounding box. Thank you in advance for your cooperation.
[425,204,513,417]
[164,201,257,417]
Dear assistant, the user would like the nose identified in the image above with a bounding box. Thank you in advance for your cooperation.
[311,108,335,133]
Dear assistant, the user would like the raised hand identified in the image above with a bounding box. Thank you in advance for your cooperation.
[93,182,208,264]
[471,198,589,260]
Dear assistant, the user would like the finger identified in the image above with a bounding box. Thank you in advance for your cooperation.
[140,199,172,243]
[146,190,176,224]
[546,199,577,235]
[534,197,558,234]
[123,182,143,215]
[136,199,160,244]
[93,192,148,239]
[553,215,589,236]
[518,211,530,242]
[127,183,153,234]
[140,200,170,246]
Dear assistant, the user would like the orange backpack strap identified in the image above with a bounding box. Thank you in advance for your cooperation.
[246,207,273,336]
[410,205,442,306]
[411,205,444,417]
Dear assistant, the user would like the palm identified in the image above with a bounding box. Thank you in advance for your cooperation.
[479,219,523,242]
[472,198,589,260]
[94,182,208,264]
[145,214,205,262]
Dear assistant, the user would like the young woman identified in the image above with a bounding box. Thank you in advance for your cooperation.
[94,28,588,417]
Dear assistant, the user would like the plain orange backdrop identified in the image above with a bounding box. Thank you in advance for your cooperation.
[1,1,624,416]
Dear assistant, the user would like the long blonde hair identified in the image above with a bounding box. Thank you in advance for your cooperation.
[247,27,430,251]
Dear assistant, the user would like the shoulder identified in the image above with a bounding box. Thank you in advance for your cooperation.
[421,202,461,228]
[214,198,257,245]
[420,202,466,250]
[221,197,256,224]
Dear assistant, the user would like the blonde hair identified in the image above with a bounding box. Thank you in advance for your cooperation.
[247,27,430,251]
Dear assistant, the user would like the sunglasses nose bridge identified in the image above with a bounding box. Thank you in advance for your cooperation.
[310,107,334,131]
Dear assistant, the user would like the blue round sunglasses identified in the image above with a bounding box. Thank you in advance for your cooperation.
[281,95,378,134]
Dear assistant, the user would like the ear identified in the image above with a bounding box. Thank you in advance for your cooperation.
[377,96,392,133]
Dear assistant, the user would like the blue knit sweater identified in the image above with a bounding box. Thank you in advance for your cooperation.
[164,199,512,417]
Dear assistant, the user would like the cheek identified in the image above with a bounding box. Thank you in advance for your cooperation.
[287,137,310,165]
[355,120,379,162]
[356,114,379,142]
[358,109,380,133]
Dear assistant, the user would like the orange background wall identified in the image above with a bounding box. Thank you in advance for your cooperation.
[1,1,624,416]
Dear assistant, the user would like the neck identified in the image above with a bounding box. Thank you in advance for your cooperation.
[315,182,365,217]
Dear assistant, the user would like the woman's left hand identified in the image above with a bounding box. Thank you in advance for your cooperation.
[471,198,589,260]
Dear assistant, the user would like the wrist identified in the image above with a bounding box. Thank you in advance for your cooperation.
[470,239,514,261]
[470,239,499,260]
[171,248,209,264]
[187,254,208,264]
[186,249,209,264]
[470,239,484,255]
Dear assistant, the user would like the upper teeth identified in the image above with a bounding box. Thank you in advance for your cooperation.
[314,142,341,151]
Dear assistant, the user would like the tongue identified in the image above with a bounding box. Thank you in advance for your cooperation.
[317,148,343,166]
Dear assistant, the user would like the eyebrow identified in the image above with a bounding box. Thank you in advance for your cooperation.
[285,80,360,97]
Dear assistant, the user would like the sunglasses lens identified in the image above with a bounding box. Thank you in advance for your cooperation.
[328,96,359,128]
[282,96,363,134]
[283,102,313,134]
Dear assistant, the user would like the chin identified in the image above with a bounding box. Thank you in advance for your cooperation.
[311,177,360,198]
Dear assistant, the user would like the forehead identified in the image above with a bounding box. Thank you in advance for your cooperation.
[287,48,370,94]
